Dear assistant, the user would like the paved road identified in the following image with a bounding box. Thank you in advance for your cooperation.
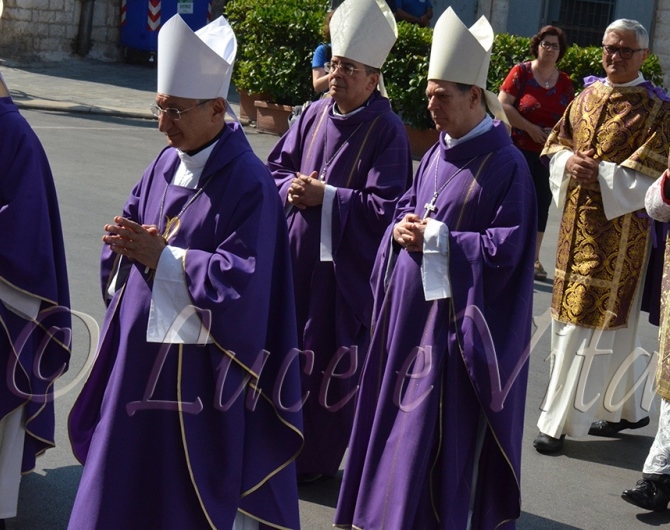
[2,59,670,529]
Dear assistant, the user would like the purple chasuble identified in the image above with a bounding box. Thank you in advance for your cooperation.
[0,96,71,473]
[68,122,303,530]
[334,122,536,529]
[267,91,412,476]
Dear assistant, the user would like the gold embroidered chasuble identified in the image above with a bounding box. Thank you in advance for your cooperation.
[542,80,670,329]
[658,239,670,401]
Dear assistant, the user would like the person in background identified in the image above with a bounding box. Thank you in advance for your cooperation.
[66,15,302,529]
[267,0,412,484]
[534,18,670,454]
[331,0,396,12]
[395,0,432,27]
[0,70,71,530]
[334,8,535,529]
[312,10,335,95]
[499,25,574,281]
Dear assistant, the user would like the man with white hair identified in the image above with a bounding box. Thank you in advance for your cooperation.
[535,18,670,454]
[334,8,535,529]
[67,15,302,529]
[267,0,412,483]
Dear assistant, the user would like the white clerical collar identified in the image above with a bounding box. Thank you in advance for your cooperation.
[173,142,217,188]
[442,114,493,149]
[605,72,645,87]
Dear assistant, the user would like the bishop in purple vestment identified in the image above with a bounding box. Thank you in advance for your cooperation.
[67,16,302,530]
[0,73,71,526]
[335,9,535,529]
[267,0,412,480]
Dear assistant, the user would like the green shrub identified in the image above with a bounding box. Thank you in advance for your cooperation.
[384,21,433,130]
[488,34,664,93]
[225,0,329,105]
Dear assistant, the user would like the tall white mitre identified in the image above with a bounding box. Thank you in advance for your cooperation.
[157,14,237,100]
[428,7,509,129]
[330,0,397,96]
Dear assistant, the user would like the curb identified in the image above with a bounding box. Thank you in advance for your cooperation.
[14,99,154,120]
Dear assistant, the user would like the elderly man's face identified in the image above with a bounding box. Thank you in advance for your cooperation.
[328,56,378,114]
[154,94,219,152]
[602,29,649,84]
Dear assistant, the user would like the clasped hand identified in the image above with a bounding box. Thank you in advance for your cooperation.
[102,216,166,270]
[287,171,326,209]
[393,214,427,252]
[567,148,599,183]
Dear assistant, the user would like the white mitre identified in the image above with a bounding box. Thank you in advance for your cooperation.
[428,7,509,129]
[157,15,237,101]
[330,0,396,97]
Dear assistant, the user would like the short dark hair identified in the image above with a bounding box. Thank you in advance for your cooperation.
[530,25,568,61]
[454,82,485,107]
[365,65,381,76]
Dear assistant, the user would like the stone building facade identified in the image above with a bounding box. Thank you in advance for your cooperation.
[1,0,670,88]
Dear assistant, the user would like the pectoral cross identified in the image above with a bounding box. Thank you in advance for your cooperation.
[423,192,438,220]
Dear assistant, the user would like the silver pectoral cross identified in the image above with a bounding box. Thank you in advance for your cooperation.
[423,192,438,219]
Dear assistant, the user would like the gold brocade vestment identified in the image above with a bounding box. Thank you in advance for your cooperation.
[657,235,670,401]
[542,80,670,329]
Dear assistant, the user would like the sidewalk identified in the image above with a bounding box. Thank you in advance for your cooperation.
[0,57,241,119]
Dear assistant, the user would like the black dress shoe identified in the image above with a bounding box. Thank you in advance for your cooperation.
[533,432,565,453]
[588,417,650,437]
[297,472,324,485]
[622,479,670,511]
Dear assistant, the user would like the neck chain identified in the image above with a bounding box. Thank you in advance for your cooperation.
[319,122,364,181]
[158,174,214,242]
[423,152,477,220]
[533,62,556,88]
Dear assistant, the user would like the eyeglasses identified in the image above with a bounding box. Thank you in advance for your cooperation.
[601,44,645,59]
[540,41,560,51]
[149,99,212,120]
[324,61,361,77]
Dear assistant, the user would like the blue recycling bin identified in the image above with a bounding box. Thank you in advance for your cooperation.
[121,0,211,61]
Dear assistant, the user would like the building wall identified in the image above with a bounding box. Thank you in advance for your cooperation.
[0,0,226,62]
[0,0,669,89]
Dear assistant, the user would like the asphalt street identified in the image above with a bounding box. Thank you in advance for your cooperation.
[1,58,669,529]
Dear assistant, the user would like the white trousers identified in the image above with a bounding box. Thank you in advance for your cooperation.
[537,289,653,438]
[0,406,25,519]
[643,398,670,476]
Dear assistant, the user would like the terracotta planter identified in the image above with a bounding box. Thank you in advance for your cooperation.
[405,124,440,160]
[254,100,294,137]
[237,88,267,123]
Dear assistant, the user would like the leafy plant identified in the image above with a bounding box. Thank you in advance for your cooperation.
[384,21,433,130]
[225,0,329,105]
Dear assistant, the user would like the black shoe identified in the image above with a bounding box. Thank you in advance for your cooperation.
[0,519,5,530]
[588,417,650,437]
[533,432,565,453]
[297,473,324,485]
[622,479,670,511]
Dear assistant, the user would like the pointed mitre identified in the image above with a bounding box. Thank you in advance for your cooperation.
[428,7,509,128]
[157,15,237,100]
[330,0,397,68]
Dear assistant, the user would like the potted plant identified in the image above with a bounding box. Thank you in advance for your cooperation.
[226,0,329,135]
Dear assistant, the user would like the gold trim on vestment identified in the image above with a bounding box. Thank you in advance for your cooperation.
[345,115,383,188]
[305,104,330,164]
[177,344,217,530]
[657,232,670,401]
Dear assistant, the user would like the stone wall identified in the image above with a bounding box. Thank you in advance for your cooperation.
[0,0,120,61]
[0,0,226,63]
